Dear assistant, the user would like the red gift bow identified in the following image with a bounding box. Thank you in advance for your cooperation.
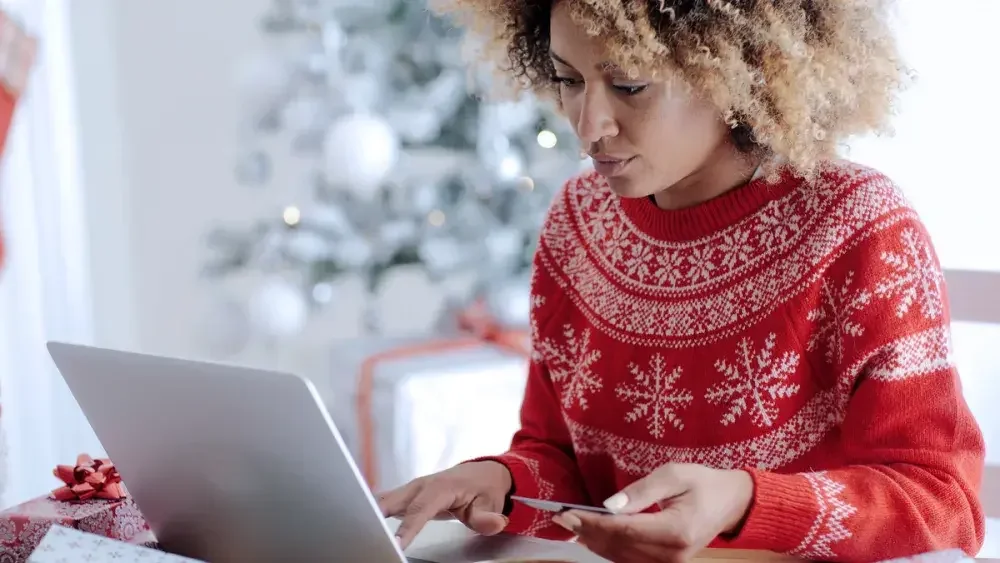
[51,454,126,501]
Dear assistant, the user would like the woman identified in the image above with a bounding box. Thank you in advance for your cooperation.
[379,1,985,561]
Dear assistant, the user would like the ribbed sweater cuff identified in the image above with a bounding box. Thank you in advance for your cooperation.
[466,454,572,540]
[720,469,819,553]
[469,454,539,535]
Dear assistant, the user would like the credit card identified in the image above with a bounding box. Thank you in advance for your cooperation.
[510,495,613,514]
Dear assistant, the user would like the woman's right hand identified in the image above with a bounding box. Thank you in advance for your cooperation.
[377,460,513,550]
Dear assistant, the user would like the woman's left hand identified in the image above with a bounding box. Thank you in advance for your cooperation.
[551,463,755,563]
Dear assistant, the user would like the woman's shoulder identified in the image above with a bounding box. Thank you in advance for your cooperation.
[804,159,940,268]
[536,168,609,238]
[529,169,613,284]
[797,159,920,230]
[807,159,906,204]
[551,167,608,206]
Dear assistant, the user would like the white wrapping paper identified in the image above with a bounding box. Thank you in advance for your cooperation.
[327,336,528,492]
[27,526,203,563]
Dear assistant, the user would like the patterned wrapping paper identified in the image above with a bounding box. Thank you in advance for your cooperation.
[26,526,202,563]
[0,496,149,563]
[124,528,160,549]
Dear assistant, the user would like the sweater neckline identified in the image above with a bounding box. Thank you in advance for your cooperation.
[618,168,799,241]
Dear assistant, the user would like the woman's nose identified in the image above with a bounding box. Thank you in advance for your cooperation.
[575,87,619,144]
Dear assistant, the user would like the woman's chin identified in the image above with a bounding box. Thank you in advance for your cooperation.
[604,174,655,199]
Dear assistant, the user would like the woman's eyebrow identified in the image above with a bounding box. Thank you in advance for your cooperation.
[550,50,620,73]
[549,50,573,67]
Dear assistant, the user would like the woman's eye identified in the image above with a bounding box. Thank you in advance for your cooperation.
[551,75,582,88]
[614,84,649,96]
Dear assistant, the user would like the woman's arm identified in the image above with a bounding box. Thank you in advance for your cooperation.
[728,362,984,560]
[470,250,591,540]
[720,215,986,561]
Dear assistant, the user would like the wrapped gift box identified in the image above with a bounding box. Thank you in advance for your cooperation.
[0,495,149,562]
[126,528,160,549]
[26,526,201,563]
[327,334,530,492]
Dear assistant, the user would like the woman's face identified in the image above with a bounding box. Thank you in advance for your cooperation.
[549,1,731,199]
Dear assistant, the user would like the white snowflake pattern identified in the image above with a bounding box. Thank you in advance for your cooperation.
[806,271,872,364]
[705,334,801,428]
[862,326,954,382]
[542,163,907,345]
[507,453,556,537]
[615,355,693,438]
[570,163,885,294]
[686,246,716,283]
[755,200,802,250]
[654,250,685,287]
[528,292,546,347]
[799,181,833,215]
[535,325,603,410]
[607,226,632,266]
[790,472,858,559]
[874,229,945,320]
[716,228,753,269]
[568,389,843,475]
[581,188,617,242]
[624,241,655,280]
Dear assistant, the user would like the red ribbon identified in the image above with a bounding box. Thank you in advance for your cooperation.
[51,454,125,501]
[455,297,528,350]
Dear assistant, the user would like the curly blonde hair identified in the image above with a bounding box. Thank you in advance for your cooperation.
[430,0,911,177]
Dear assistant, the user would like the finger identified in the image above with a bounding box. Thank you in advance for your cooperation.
[377,485,419,518]
[566,512,693,562]
[394,489,455,550]
[570,510,682,544]
[457,495,508,536]
[568,518,654,563]
[578,509,704,555]
[564,510,635,539]
[431,511,458,521]
[603,464,689,513]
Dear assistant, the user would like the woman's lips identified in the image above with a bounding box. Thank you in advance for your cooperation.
[591,155,637,177]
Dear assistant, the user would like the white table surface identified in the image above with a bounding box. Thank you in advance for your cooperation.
[389,517,610,563]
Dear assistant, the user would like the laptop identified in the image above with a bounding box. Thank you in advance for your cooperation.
[46,342,440,563]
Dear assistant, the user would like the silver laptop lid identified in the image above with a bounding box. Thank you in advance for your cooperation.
[46,342,406,563]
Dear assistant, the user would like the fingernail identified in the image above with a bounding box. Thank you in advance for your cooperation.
[552,512,581,532]
[501,514,510,526]
[603,493,629,512]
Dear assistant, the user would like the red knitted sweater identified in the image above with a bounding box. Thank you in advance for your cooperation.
[483,161,985,561]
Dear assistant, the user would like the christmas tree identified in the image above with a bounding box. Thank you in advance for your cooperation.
[204,0,583,337]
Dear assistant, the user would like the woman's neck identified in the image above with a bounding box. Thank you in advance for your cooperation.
[651,142,761,211]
